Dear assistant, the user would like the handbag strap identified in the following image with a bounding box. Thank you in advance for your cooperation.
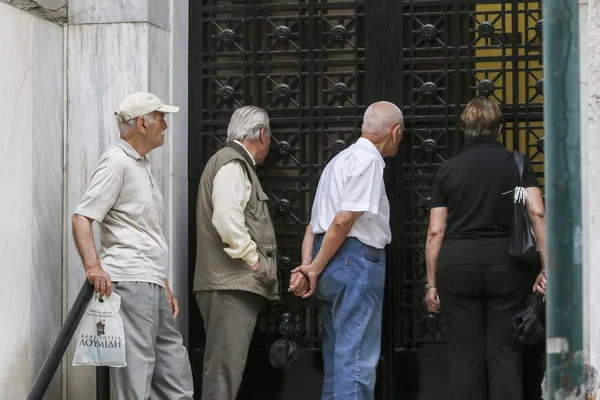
[513,151,525,186]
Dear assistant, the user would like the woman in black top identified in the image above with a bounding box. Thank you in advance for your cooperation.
[425,97,547,400]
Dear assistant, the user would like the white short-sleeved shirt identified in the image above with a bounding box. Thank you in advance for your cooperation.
[74,139,168,286]
[310,137,391,249]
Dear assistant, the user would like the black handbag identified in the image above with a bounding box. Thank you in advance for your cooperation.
[513,292,545,345]
[509,151,540,265]
[269,308,301,369]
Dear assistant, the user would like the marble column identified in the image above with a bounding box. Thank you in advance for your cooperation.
[66,0,188,397]
[579,0,590,361]
[166,0,190,344]
[0,3,64,399]
[587,0,600,371]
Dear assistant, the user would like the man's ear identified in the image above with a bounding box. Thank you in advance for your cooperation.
[259,127,269,142]
[392,124,401,143]
[137,116,147,134]
[498,124,503,136]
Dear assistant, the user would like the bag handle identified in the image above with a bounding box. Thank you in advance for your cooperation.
[513,151,525,186]
[511,151,531,205]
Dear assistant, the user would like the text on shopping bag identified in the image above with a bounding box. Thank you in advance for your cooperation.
[72,293,127,367]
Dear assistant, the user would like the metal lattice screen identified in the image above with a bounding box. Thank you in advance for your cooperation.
[192,0,368,351]
[395,0,544,353]
[189,1,544,395]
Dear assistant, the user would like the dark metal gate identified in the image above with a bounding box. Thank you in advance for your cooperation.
[188,1,544,399]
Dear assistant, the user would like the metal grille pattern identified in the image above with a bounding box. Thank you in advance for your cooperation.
[189,0,545,383]
[396,0,544,352]
[193,0,367,350]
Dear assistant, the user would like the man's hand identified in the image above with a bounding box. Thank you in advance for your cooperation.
[290,263,323,298]
[86,266,112,297]
[533,270,547,296]
[250,260,260,271]
[165,285,180,319]
[288,271,310,297]
[425,287,440,313]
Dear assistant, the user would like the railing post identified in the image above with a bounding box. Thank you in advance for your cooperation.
[26,282,94,400]
[96,366,111,400]
[543,0,585,397]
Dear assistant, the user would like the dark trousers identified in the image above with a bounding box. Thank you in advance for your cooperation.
[522,262,546,400]
[437,264,531,400]
[522,337,546,400]
[196,290,265,400]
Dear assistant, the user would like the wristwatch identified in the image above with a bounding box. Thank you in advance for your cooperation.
[425,284,436,291]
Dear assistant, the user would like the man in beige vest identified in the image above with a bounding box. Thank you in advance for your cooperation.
[194,106,308,400]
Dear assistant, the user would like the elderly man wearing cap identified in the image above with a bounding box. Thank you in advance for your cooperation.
[72,92,193,398]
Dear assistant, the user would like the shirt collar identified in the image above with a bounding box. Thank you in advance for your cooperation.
[233,140,256,165]
[462,137,505,151]
[115,139,143,161]
[356,137,385,163]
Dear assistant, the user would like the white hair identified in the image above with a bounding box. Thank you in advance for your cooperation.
[362,101,404,136]
[226,106,270,142]
[117,114,154,138]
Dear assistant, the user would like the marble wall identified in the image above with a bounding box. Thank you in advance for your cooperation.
[65,23,154,394]
[0,3,64,399]
[0,0,65,7]
[0,0,67,23]
[65,0,188,397]
[68,0,170,30]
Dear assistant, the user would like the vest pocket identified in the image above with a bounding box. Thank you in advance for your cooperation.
[255,244,277,286]
[247,190,278,288]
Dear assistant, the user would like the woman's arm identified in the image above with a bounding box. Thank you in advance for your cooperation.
[526,187,547,269]
[425,207,448,312]
[526,187,547,294]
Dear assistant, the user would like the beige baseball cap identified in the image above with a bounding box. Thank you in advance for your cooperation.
[114,92,179,122]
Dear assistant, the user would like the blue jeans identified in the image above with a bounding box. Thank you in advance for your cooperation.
[314,235,386,400]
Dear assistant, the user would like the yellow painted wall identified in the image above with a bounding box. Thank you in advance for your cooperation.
[475,2,544,183]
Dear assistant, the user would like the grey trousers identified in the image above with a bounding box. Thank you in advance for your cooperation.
[196,290,265,400]
[111,282,194,400]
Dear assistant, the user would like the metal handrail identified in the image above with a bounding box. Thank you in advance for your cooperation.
[96,366,110,400]
[27,281,104,400]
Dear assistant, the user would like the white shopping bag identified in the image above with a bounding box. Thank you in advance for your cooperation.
[72,293,127,367]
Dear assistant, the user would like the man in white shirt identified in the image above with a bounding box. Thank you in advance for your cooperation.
[72,92,194,398]
[291,101,404,400]
[194,106,309,400]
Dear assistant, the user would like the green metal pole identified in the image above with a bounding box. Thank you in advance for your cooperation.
[543,0,584,398]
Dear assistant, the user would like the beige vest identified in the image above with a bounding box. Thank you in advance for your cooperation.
[193,142,280,300]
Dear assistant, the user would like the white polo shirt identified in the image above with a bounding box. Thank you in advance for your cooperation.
[310,137,391,249]
[74,139,168,286]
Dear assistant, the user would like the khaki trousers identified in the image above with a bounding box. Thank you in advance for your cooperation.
[196,290,265,400]
[110,282,194,400]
